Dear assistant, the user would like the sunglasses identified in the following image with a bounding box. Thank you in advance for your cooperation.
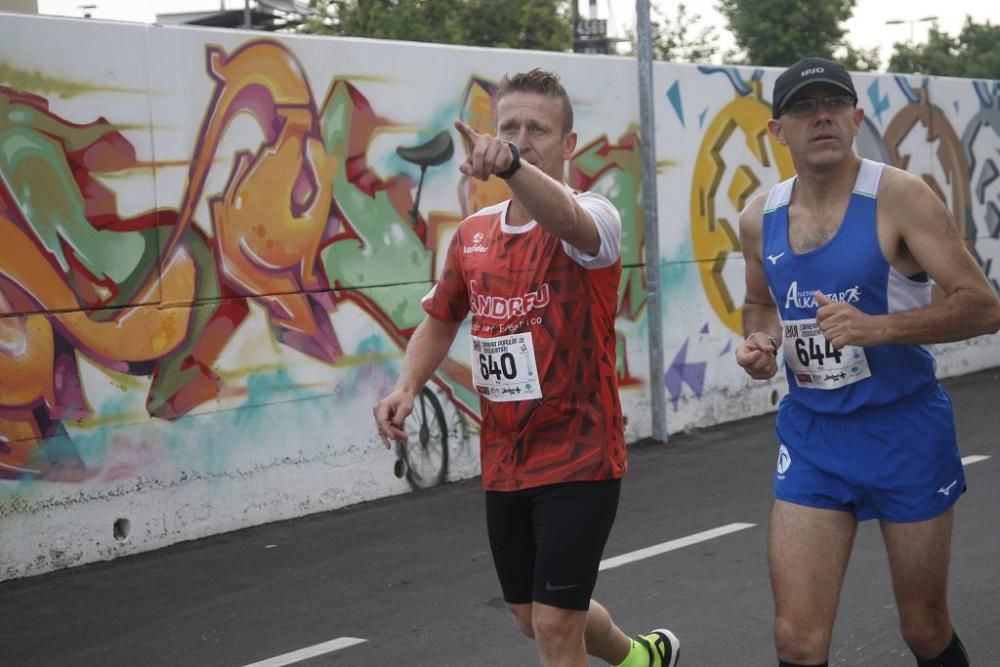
[781,94,856,118]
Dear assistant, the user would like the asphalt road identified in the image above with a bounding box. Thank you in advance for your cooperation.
[2,369,998,666]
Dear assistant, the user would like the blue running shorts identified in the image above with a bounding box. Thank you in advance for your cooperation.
[774,383,966,522]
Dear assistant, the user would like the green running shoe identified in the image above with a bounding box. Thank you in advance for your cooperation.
[635,628,680,667]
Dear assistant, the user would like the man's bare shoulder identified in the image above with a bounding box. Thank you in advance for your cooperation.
[739,192,768,230]
[877,164,948,224]
[737,191,768,260]
[878,164,934,202]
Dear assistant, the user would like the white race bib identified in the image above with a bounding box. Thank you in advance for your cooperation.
[781,318,871,390]
[470,332,543,402]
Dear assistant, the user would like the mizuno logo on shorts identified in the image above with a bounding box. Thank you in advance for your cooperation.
[937,480,958,496]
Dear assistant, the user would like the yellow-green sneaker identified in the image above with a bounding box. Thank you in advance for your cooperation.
[635,628,680,667]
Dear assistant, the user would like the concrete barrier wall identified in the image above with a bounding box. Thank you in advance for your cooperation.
[1,13,997,580]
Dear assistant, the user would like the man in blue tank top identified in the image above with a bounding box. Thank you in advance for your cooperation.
[735,58,1000,667]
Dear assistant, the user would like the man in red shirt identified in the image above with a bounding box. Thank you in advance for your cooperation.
[374,69,679,667]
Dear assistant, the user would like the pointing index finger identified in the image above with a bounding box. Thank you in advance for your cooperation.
[454,119,478,141]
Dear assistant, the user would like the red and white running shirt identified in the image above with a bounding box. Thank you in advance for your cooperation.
[422,191,625,491]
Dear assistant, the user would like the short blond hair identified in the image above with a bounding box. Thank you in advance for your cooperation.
[497,68,573,135]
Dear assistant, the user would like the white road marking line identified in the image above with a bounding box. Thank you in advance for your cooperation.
[599,522,757,571]
[242,637,367,667]
[241,458,993,662]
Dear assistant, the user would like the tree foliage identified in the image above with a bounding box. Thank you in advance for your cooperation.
[302,0,571,52]
[718,0,855,67]
[299,1,1000,79]
[888,17,1000,78]
[837,43,880,72]
[644,2,719,63]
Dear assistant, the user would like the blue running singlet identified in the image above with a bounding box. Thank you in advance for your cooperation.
[761,158,936,415]
[761,159,965,522]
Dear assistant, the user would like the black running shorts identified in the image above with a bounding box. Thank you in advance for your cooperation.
[484,478,621,611]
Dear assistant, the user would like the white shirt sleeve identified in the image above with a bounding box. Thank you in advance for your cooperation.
[561,191,622,270]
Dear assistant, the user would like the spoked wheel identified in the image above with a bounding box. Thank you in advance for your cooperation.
[397,386,449,489]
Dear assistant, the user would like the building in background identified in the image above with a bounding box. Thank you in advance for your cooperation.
[0,0,38,15]
[156,0,314,31]
[573,0,617,54]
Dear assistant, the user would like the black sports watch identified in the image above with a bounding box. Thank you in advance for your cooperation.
[497,142,521,179]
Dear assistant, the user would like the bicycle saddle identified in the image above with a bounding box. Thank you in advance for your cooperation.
[396,130,454,168]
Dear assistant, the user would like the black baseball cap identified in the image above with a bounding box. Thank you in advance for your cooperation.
[772,57,857,118]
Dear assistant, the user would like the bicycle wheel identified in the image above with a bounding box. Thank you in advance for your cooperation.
[399,386,449,489]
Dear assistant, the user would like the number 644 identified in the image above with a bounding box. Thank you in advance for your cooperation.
[794,338,843,366]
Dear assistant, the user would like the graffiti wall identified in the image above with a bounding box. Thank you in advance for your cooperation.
[658,65,1000,429]
[0,14,997,579]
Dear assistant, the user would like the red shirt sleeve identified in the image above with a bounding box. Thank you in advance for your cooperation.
[422,231,469,323]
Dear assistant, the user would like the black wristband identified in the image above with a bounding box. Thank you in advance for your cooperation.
[496,142,521,179]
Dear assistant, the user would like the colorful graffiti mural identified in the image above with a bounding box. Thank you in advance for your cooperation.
[963,82,1000,291]
[0,37,643,481]
[0,14,996,580]
[669,67,1000,411]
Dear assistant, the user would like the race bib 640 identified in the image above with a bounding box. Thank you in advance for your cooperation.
[470,332,543,402]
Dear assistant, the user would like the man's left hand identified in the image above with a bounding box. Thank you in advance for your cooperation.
[815,291,882,349]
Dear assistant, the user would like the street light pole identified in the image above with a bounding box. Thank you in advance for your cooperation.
[885,16,938,42]
[636,0,668,443]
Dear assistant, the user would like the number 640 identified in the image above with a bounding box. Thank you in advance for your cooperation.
[479,352,517,380]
